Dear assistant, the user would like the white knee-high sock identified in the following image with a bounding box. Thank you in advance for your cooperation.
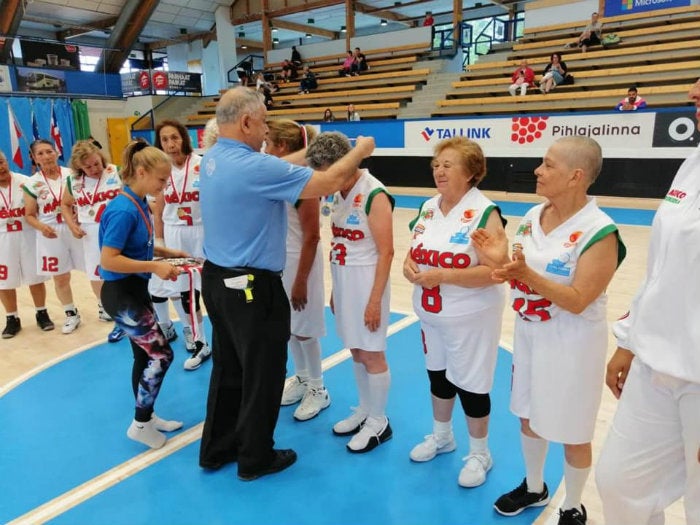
[367,369,391,420]
[521,432,548,493]
[300,338,323,385]
[353,362,370,413]
[289,338,309,380]
[562,462,590,511]
[195,312,208,345]
[171,298,191,329]
[153,301,171,326]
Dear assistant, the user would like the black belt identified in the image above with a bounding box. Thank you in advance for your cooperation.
[203,260,282,278]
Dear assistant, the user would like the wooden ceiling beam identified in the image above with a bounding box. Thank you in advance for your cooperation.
[56,16,119,40]
[269,18,337,39]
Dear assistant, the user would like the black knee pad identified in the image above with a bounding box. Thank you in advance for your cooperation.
[427,369,457,400]
[180,290,201,313]
[457,389,491,418]
[151,295,168,304]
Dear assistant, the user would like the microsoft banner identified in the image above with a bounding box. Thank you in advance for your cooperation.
[604,0,690,17]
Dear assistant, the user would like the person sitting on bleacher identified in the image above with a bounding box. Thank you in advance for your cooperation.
[508,60,536,96]
[577,12,602,53]
[281,59,298,82]
[291,46,302,67]
[323,108,335,122]
[539,53,568,94]
[255,72,276,108]
[615,86,647,111]
[339,50,354,77]
[299,66,318,95]
[350,47,369,76]
[347,104,361,121]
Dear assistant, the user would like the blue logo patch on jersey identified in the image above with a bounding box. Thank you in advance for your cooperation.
[545,259,571,276]
[449,228,470,244]
[346,213,360,225]
[106,177,117,185]
[192,179,200,188]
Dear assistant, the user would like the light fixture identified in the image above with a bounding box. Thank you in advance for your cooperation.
[305,33,312,38]
[273,37,279,44]
[241,44,247,49]
[271,26,278,32]
[380,19,388,26]
[307,18,315,24]
[340,25,346,33]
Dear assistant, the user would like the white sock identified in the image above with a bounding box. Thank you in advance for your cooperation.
[151,414,184,432]
[63,303,76,313]
[171,298,191,330]
[521,432,548,493]
[367,369,391,420]
[469,434,489,456]
[300,338,323,383]
[6,311,18,318]
[434,419,453,444]
[127,419,166,449]
[35,307,47,313]
[353,361,370,414]
[196,315,208,345]
[153,301,171,325]
[562,462,590,512]
[289,338,308,380]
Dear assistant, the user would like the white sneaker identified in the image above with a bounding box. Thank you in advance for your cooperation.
[151,413,183,432]
[160,322,177,342]
[183,326,196,352]
[458,452,493,488]
[127,419,166,449]
[281,376,307,406]
[62,310,81,334]
[346,416,392,453]
[294,386,330,421]
[183,341,211,370]
[98,306,112,322]
[332,407,368,436]
[409,433,457,462]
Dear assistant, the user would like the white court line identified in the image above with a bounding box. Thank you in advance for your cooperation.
[8,314,420,525]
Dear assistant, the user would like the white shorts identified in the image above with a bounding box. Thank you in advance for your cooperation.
[331,264,390,352]
[0,227,47,289]
[149,224,204,296]
[36,223,84,276]
[81,223,102,281]
[596,359,700,525]
[420,301,504,394]
[282,248,326,339]
[510,311,607,444]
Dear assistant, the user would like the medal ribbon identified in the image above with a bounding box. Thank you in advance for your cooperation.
[169,155,190,204]
[80,173,102,211]
[120,190,153,245]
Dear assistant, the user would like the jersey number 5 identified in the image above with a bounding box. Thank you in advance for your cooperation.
[513,297,552,321]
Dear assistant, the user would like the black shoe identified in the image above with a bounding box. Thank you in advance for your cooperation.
[346,418,392,453]
[200,454,237,471]
[494,478,550,516]
[558,504,587,525]
[238,449,297,481]
[2,316,21,339]
[35,310,55,331]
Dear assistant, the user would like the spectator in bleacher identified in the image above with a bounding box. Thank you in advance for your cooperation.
[615,86,647,112]
[339,50,355,77]
[577,12,602,53]
[351,48,369,76]
[255,72,275,108]
[423,12,434,27]
[291,46,302,67]
[281,59,298,83]
[347,104,361,122]
[539,53,568,94]
[299,66,318,95]
[236,57,254,87]
[508,60,536,97]
[323,108,335,122]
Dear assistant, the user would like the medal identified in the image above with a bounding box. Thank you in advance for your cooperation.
[177,207,186,219]
[321,204,331,216]
[88,209,95,217]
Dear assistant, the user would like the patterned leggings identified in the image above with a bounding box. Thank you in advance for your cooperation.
[102,276,174,422]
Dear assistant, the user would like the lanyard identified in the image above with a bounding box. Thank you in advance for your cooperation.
[41,170,62,205]
[80,173,102,208]
[120,190,153,245]
[169,155,190,204]
[0,181,12,212]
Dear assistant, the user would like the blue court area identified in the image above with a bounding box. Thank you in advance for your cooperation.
[393,195,657,226]
[0,310,563,525]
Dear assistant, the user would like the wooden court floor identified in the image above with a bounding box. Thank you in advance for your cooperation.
[0,189,684,525]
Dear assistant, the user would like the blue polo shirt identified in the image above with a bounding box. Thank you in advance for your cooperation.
[200,138,313,271]
[98,186,154,281]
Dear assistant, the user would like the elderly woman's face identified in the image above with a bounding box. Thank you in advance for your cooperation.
[431,147,472,198]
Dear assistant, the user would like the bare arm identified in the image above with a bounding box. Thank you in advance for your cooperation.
[100,246,184,281]
[364,192,394,332]
[152,192,165,240]
[23,192,56,238]
[291,199,321,311]
[605,347,635,399]
[60,187,85,239]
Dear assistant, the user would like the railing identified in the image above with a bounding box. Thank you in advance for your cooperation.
[227,54,265,85]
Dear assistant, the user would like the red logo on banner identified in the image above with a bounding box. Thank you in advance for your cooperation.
[152,71,168,90]
[138,71,150,89]
[511,116,548,144]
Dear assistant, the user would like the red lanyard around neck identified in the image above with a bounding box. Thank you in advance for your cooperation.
[120,190,153,245]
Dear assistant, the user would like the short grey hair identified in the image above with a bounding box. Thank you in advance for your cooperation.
[306,132,352,169]
[202,118,219,149]
[216,87,265,125]
[556,136,603,184]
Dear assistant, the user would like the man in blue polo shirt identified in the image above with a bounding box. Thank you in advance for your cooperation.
[199,87,374,480]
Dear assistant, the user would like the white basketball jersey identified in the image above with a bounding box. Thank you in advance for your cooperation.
[329,170,393,267]
[67,164,122,224]
[511,197,622,322]
[162,154,202,226]
[0,172,30,234]
[409,187,505,318]
[23,167,72,225]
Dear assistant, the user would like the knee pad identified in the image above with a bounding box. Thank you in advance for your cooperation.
[179,290,201,313]
[427,369,457,400]
[151,295,168,304]
[457,389,491,418]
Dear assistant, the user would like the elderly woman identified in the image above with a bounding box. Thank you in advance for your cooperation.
[306,131,394,453]
[404,137,506,488]
[472,136,625,523]
[264,119,330,422]
[539,53,567,94]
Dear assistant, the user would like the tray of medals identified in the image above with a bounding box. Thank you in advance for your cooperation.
[156,257,204,267]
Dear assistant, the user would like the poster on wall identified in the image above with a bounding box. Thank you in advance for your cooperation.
[0,65,12,92]
[20,41,80,70]
[121,71,152,95]
[604,0,690,17]
[15,67,67,93]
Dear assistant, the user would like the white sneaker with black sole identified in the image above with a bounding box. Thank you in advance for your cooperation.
[346,416,392,453]
[160,321,177,342]
[332,408,368,436]
[183,341,211,370]
[62,310,81,334]
[293,386,330,421]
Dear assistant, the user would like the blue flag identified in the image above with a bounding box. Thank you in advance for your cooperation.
[31,110,40,141]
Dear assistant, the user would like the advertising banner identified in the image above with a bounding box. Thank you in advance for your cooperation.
[15,67,67,93]
[604,0,690,17]
[20,41,80,70]
[652,108,700,147]
[0,65,12,93]
[121,70,202,95]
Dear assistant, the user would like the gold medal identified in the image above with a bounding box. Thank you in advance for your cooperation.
[177,207,186,219]
[88,209,95,217]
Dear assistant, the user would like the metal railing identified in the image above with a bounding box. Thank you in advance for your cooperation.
[227,54,265,85]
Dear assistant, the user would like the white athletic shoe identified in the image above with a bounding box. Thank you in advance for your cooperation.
[151,414,183,432]
[127,419,166,449]
[281,376,307,406]
[409,433,457,462]
[346,416,392,453]
[183,341,211,371]
[458,452,493,488]
[294,386,330,421]
[332,407,368,436]
[183,326,196,353]
[160,322,177,342]
[98,306,112,322]
[62,310,81,334]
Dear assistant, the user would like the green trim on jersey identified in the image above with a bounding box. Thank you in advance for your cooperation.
[476,204,507,229]
[581,224,627,267]
[365,188,395,216]
[66,175,74,197]
[21,184,37,199]
[408,200,427,231]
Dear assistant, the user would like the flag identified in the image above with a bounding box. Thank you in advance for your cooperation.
[7,104,23,169]
[31,109,40,141]
[50,102,64,160]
